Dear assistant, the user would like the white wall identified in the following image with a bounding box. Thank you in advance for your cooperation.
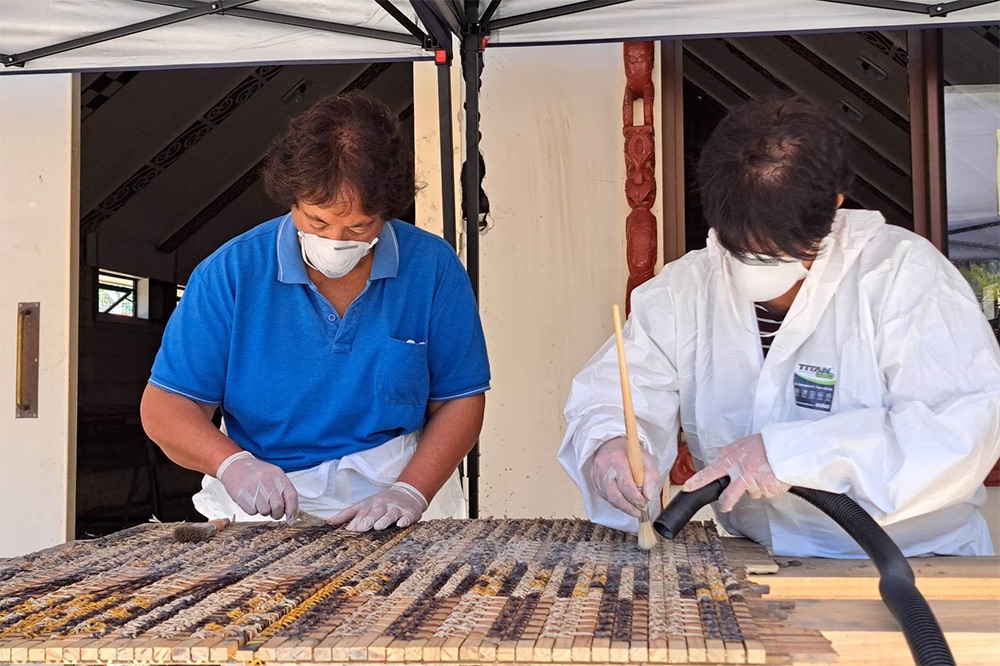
[0,74,80,557]
[476,44,628,519]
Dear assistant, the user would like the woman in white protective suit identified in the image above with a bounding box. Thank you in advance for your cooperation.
[560,96,1000,558]
[141,92,489,531]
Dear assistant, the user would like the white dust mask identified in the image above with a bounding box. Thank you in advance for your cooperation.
[727,253,809,302]
[297,231,378,279]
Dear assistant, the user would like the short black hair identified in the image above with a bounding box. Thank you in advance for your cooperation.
[262,91,414,219]
[697,96,854,260]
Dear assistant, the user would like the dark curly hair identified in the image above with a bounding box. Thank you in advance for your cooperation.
[697,96,854,260]
[262,91,414,219]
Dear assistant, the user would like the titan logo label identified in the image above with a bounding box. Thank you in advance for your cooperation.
[798,363,834,379]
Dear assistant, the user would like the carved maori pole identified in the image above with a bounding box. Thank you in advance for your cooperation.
[623,41,658,315]
[623,43,696,486]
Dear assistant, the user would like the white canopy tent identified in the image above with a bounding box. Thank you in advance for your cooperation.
[2,0,996,514]
[1,0,997,72]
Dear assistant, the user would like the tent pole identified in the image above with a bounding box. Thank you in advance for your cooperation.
[462,0,482,519]
[438,59,457,250]
[2,0,259,68]
[813,0,997,16]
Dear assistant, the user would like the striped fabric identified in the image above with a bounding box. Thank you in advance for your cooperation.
[755,302,787,359]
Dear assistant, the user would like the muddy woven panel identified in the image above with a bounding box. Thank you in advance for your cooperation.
[0,519,762,664]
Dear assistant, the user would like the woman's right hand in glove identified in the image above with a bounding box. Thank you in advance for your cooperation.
[216,450,299,523]
[583,436,660,517]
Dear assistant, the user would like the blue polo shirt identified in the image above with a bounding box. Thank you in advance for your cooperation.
[149,215,490,472]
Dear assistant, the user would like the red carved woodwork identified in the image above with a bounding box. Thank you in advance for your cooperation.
[987,461,1000,486]
[670,435,697,486]
[626,208,657,297]
[623,41,657,315]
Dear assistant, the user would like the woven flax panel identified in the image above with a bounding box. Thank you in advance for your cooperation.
[0,519,763,664]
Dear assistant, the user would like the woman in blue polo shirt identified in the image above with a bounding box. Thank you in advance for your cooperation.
[140,92,490,532]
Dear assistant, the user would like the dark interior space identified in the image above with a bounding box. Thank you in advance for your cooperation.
[75,62,415,537]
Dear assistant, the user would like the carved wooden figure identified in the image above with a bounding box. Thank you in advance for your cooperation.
[622,42,657,314]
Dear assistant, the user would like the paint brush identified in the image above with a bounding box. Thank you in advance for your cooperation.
[173,517,231,543]
[612,304,659,551]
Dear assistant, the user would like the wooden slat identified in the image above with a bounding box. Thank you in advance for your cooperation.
[751,556,1000,601]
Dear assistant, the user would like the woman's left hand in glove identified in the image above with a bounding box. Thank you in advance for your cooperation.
[681,433,790,512]
[327,482,429,531]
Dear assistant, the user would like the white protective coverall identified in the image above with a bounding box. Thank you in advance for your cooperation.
[560,209,1000,558]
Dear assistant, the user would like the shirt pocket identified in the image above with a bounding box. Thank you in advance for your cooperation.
[377,337,430,406]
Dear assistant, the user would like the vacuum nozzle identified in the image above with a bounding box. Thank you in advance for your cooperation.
[653,476,730,539]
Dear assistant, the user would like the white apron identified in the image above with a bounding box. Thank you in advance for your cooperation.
[193,431,467,522]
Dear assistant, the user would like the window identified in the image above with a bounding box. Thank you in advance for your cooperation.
[176,285,186,304]
[98,271,138,317]
[943,25,999,340]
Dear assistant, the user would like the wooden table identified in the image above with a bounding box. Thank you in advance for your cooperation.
[725,538,1000,665]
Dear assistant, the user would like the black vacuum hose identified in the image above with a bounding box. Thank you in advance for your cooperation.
[653,478,956,666]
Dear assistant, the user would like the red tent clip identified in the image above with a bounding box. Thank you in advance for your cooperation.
[434,48,448,64]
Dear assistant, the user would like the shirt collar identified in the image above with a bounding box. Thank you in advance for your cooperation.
[370,220,399,281]
[276,214,400,284]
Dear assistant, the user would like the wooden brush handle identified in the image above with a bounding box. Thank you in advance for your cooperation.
[209,517,231,532]
[612,304,645,488]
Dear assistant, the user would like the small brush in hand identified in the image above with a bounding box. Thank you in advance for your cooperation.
[173,517,231,543]
[612,304,659,551]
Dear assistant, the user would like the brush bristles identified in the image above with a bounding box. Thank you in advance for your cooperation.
[637,519,658,550]
[173,523,219,543]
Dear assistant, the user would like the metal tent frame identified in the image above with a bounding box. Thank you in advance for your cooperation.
[1,0,996,516]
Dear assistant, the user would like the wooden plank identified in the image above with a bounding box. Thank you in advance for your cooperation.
[209,641,239,663]
[609,639,630,663]
[789,599,1000,634]
[9,639,42,663]
[351,633,381,661]
[629,641,649,663]
[459,633,484,662]
[667,635,687,664]
[133,644,154,663]
[533,635,555,662]
[367,635,397,662]
[752,556,1000,601]
[705,637,726,663]
[170,636,204,663]
[724,639,746,664]
[61,639,88,663]
[819,631,999,666]
[721,537,780,574]
[648,637,669,663]
[276,641,314,662]
[591,636,611,662]
[686,635,707,663]
[421,635,447,662]
[27,643,46,663]
[79,639,101,663]
[571,634,592,662]
[329,635,356,663]
[255,636,288,662]
[552,636,574,662]
[404,637,427,662]
[493,639,515,662]
[744,638,767,665]
[515,638,535,662]
[439,636,464,662]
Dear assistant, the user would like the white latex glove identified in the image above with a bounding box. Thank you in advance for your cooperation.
[216,450,299,523]
[682,433,790,512]
[328,482,428,531]
[584,436,660,518]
